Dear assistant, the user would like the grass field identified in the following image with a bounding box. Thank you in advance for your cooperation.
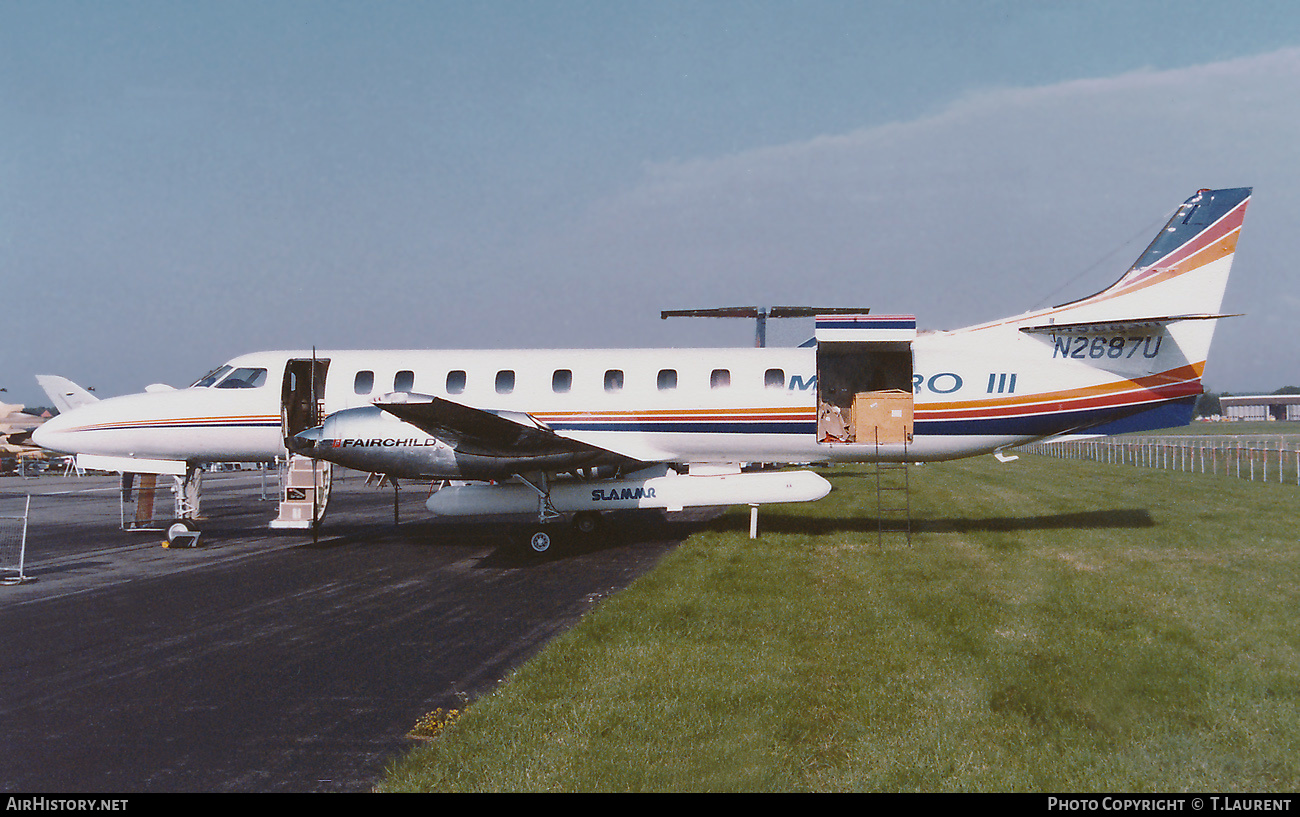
[378,453,1299,792]
[1133,420,1300,439]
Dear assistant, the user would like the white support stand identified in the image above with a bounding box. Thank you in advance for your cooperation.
[119,465,203,530]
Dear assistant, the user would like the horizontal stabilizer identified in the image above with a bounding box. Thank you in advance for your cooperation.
[1019,313,1241,335]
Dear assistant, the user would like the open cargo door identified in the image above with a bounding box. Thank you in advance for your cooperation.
[814,315,915,446]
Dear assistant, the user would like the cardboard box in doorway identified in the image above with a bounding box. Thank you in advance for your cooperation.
[852,389,913,444]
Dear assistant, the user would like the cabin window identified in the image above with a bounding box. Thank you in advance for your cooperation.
[765,368,785,389]
[604,369,624,392]
[446,370,466,394]
[354,371,375,395]
[657,369,677,390]
[552,369,572,393]
[710,369,731,389]
[394,370,415,392]
[496,370,515,394]
[215,367,267,389]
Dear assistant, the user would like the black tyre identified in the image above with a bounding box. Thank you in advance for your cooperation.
[571,512,601,535]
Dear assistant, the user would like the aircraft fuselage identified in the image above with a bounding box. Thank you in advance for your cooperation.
[30,187,1250,535]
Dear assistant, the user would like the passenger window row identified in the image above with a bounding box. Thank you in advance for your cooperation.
[352,367,788,396]
[354,370,416,395]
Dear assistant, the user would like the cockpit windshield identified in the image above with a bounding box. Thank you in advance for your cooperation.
[215,368,268,389]
[189,365,268,389]
[191,365,232,388]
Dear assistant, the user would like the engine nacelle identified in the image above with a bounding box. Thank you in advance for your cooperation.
[290,405,461,478]
[291,405,619,480]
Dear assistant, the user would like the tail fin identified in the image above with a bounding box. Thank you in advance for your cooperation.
[1047,187,1251,324]
[1008,188,1250,368]
[36,375,99,415]
[1014,188,1252,435]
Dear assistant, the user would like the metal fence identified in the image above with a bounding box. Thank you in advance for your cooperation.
[1020,435,1300,485]
[0,495,31,584]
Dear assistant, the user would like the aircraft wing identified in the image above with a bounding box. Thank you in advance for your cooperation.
[374,393,645,463]
[3,429,33,446]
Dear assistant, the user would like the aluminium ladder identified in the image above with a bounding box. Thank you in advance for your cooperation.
[872,427,912,545]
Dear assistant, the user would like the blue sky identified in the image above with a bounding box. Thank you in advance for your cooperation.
[4,1,1300,406]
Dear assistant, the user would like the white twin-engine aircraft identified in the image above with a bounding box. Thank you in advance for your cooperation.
[34,187,1251,551]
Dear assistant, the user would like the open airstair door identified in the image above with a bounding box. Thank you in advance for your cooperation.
[281,357,330,444]
[273,357,332,530]
[814,315,916,446]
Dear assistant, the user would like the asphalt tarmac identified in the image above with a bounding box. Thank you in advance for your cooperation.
[0,469,703,792]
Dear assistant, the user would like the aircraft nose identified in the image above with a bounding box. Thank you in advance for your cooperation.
[31,412,75,453]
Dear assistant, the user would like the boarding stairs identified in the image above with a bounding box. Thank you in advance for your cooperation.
[269,454,332,529]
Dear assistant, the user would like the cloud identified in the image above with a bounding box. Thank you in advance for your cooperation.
[10,45,1299,400]
[513,47,1300,388]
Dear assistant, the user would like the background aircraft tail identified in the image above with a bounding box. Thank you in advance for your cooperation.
[36,375,99,415]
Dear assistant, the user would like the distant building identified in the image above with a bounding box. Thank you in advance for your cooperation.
[1219,395,1300,421]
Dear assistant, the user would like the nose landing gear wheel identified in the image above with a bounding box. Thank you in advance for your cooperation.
[529,530,553,553]
[165,520,202,548]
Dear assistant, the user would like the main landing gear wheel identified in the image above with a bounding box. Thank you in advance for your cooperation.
[571,511,601,536]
